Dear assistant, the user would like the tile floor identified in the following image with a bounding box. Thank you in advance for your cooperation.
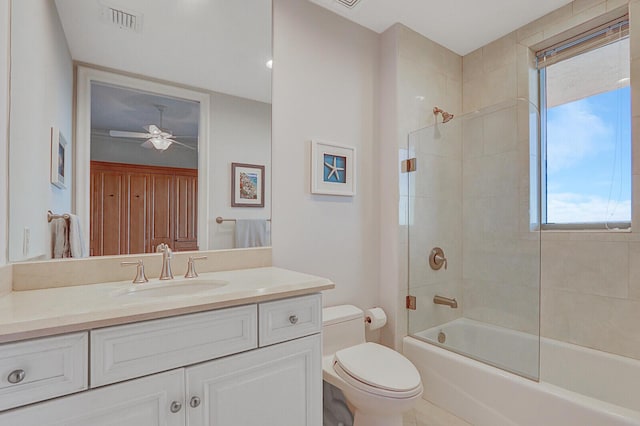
[403,398,471,426]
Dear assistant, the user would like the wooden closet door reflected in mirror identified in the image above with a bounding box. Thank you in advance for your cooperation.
[90,161,197,256]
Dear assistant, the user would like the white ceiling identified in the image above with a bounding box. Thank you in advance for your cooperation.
[91,83,200,146]
[309,0,574,55]
[54,0,272,103]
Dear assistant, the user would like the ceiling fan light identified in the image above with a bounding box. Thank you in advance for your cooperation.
[150,137,172,151]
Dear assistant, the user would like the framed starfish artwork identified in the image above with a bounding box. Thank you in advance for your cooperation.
[311,140,356,196]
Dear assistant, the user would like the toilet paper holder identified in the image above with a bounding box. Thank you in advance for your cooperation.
[364,307,387,330]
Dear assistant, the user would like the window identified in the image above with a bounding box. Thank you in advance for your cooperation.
[537,17,631,229]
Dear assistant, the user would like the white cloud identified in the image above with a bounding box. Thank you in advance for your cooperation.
[547,192,630,223]
[546,99,611,174]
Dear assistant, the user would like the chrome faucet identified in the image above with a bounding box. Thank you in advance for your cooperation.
[156,243,174,280]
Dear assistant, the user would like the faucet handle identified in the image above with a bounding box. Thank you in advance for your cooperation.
[429,247,448,271]
[184,256,207,278]
[121,260,149,284]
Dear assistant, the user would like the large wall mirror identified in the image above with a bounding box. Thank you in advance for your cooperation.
[8,0,272,262]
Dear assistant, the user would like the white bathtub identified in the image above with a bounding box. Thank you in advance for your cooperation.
[404,318,640,426]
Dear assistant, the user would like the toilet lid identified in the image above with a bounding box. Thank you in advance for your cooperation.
[334,342,422,393]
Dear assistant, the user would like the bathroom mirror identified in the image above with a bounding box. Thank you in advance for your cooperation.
[8,0,272,262]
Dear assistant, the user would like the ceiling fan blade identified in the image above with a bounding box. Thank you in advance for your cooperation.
[109,130,150,138]
[171,139,197,151]
[141,140,155,149]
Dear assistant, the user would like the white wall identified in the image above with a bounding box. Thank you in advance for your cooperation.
[0,0,9,266]
[8,0,72,261]
[272,0,380,310]
[210,92,271,249]
[378,26,402,349]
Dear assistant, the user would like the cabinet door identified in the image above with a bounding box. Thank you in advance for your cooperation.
[150,174,175,251]
[90,170,126,256]
[0,369,185,426]
[186,334,321,426]
[126,172,151,254]
[174,174,198,251]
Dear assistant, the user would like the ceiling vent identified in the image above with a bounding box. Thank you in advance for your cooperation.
[335,0,363,9]
[101,4,143,33]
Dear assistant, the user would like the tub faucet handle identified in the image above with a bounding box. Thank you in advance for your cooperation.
[429,247,447,270]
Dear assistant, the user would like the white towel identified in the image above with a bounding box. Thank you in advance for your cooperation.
[234,219,268,248]
[51,218,70,258]
[68,214,88,258]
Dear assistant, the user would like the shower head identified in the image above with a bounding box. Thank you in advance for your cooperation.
[433,107,454,123]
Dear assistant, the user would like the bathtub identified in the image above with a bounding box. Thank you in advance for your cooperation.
[404,318,640,426]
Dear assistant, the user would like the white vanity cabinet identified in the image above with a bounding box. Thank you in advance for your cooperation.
[0,332,88,412]
[0,369,186,426]
[90,304,258,387]
[0,293,323,426]
[186,334,321,426]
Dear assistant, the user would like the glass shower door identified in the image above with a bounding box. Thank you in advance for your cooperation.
[407,99,541,380]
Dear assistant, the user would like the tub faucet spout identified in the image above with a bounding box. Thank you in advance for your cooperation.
[434,295,458,308]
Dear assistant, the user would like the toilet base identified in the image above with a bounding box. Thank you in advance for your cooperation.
[353,410,403,426]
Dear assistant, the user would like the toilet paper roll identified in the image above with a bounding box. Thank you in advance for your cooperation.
[365,307,387,330]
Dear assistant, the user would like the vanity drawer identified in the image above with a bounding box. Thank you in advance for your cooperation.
[91,304,257,387]
[0,332,88,411]
[259,293,322,346]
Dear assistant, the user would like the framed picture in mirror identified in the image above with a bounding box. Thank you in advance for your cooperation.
[231,163,265,207]
[50,127,67,189]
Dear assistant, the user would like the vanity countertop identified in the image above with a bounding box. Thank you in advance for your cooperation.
[0,267,334,343]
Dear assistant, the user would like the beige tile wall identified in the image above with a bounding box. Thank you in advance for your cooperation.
[384,0,639,357]
[407,123,463,334]
[398,25,463,335]
[462,0,640,359]
[461,9,541,334]
[379,24,462,349]
[459,100,540,334]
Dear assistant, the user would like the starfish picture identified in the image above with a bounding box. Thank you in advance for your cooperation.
[324,155,345,182]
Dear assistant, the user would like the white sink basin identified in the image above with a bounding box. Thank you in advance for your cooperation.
[113,279,229,298]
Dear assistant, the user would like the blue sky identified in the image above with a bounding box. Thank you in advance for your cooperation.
[546,86,631,223]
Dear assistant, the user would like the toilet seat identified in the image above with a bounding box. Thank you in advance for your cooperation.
[333,342,422,399]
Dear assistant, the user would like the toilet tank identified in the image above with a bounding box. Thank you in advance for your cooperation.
[322,305,365,357]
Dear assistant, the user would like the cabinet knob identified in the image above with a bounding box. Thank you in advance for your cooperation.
[289,315,298,325]
[7,369,25,384]
[170,401,183,413]
[189,396,201,408]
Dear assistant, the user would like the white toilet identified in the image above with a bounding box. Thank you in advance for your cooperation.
[322,305,423,426]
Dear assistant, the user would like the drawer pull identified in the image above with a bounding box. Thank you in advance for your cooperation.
[189,396,201,408]
[289,315,299,325]
[7,369,25,384]
[170,401,183,413]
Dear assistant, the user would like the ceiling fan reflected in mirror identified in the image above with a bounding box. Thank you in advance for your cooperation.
[108,104,196,152]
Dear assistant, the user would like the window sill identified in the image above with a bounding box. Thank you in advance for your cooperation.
[541,222,631,232]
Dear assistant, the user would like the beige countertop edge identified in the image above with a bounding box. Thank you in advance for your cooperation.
[0,283,335,344]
